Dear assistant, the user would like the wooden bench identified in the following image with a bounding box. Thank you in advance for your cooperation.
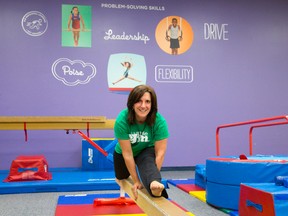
[0,116,115,130]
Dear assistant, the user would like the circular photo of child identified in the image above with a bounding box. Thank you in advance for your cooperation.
[155,16,194,55]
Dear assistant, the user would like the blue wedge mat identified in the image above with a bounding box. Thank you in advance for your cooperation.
[0,168,168,194]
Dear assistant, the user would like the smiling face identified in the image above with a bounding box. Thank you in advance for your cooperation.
[72,7,79,15]
[172,18,178,27]
[127,85,158,126]
[133,92,151,123]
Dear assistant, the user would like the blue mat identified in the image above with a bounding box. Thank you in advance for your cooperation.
[0,168,119,194]
[167,178,195,187]
[0,168,168,194]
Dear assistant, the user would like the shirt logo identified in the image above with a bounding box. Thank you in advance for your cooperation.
[129,132,149,144]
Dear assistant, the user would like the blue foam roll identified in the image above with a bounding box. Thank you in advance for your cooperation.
[206,155,288,210]
[206,157,288,185]
[206,180,240,210]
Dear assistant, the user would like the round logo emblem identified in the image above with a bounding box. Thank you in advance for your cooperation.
[21,11,48,36]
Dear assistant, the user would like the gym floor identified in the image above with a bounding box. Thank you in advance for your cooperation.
[0,170,227,216]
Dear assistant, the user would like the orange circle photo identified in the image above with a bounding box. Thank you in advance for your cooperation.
[155,16,194,55]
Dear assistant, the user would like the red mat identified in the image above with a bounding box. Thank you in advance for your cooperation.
[55,193,191,216]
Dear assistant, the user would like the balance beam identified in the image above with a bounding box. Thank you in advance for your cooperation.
[118,177,189,216]
[0,116,115,130]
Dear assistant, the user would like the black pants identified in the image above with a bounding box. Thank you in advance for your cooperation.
[113,147,168,198]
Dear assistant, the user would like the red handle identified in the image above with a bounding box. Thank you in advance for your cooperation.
[94,197,135,206]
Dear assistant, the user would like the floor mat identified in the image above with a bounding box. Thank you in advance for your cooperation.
[0,169,169,194]
[0,169,119,194]
[55,193,195,216]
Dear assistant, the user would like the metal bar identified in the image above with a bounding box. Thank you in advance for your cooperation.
[249,121,288,155]
[216,115,288,156]
[78,131,108,157]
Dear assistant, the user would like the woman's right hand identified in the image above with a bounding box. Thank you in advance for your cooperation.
[132,181,143,200]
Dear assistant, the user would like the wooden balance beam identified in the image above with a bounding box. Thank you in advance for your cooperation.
[0,116,115,130]
[118,177,189,216]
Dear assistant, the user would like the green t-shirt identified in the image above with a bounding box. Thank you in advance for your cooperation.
[114,109,169,156]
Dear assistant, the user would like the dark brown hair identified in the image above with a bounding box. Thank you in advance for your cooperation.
[127,85,158,126]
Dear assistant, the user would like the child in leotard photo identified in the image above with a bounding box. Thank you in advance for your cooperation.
[67,6,85,46]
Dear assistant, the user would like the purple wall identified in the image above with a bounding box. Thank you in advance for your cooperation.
[1,0,288,170]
